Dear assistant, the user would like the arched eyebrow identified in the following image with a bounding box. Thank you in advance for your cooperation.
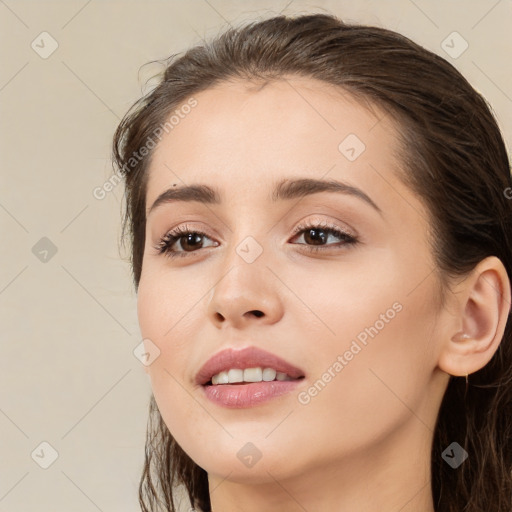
[147,177,382,217]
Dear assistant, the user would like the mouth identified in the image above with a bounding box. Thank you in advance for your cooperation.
[196,346,306,387]
[196,346,306,408]
[204,368,305,386]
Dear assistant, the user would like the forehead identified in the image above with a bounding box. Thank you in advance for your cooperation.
[150,76,389,156]
[144,76,425,223]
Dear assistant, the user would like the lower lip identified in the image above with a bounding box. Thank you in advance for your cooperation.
[202,380,303,408]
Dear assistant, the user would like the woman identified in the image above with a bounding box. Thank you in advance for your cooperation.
[112,13,512,512]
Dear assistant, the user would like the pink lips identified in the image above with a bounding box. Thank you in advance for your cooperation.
[195,346,306,408]
[195,346,305,385]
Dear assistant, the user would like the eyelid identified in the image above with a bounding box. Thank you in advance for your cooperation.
[291,216,356,238]
[155,221,221,243]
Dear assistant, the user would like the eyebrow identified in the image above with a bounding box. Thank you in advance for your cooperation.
[147,177,382,217]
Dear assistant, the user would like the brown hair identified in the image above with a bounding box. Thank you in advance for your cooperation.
[112,13,512,512]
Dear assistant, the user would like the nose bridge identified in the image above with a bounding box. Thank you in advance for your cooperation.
[214,232,269,300]
[206,222,284,327]
[221,208,272,267]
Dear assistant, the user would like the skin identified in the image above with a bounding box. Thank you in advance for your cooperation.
[136,76,511,512]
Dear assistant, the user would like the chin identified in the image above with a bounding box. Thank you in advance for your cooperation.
[203,458,297,485]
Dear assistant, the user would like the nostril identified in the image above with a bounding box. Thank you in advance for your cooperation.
[251,310,264,318]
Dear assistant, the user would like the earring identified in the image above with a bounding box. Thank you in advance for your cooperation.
[465,373,468,385]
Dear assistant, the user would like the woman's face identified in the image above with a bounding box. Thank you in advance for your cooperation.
[137,77,450,484]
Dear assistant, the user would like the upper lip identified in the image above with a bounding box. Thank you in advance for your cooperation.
[195,346,305,386]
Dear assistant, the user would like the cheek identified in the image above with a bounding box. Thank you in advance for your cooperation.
[136,263,220,398]
[137,266,204,349]
[280,257,440,445]
[136,272,195,405]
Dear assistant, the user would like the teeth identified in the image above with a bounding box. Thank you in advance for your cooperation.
[210,367,294,385]
[243,367,262,382]
[228,368,244,383]
[262,368,277,381]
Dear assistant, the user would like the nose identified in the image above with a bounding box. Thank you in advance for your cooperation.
[207,260,285,329]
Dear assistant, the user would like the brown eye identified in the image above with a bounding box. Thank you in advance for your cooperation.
[176,232,205,252]
[291,222,357,250]
[156,225,218,259]
[302,227,329,245]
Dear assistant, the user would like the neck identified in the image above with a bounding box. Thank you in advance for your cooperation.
[207,415,436,512]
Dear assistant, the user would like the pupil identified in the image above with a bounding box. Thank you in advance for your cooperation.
[183,233,202,251]
[305,228,326,245]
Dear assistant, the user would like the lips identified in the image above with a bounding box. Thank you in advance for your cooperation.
[195,346,305,386]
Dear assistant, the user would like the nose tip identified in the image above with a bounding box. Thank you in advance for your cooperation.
[207,263,284,328]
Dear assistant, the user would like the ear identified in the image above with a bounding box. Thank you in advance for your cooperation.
[437,256,511,377]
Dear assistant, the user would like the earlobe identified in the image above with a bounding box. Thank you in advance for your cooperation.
[437,256,511,377]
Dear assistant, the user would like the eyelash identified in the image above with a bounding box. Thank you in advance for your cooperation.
[154,221,358,259]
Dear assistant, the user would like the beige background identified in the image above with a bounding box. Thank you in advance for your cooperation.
[0,1,510,511]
